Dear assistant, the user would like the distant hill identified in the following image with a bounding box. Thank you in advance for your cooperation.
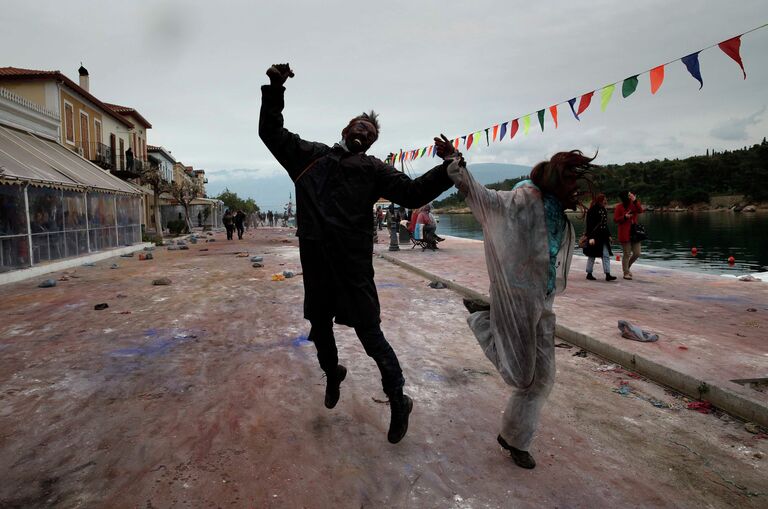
[433,139,768,209]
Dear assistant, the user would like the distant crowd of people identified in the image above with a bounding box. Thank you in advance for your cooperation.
[221,208,293,240]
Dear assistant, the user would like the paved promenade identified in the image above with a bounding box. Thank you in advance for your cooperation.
[1,229,766,508]
[376,235,768,427]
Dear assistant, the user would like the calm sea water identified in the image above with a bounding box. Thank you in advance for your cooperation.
[435,211,768,275]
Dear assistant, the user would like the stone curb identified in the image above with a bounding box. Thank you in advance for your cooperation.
[378,250,768,428]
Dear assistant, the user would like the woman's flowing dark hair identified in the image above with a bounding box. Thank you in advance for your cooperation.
[619,190,631,208]
[530,150,598,213]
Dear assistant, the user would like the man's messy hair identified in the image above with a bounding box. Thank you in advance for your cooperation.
[351,110,381,135]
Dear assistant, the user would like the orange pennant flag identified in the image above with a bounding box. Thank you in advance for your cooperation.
[549,105,558,129]
[492,124,499,142]
[650,65,665,94]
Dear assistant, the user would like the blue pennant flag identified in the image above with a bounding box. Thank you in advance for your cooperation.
[681,52,703,89]
[567,98,580,121]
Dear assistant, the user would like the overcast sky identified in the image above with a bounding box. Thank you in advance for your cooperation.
[3,1,767,208]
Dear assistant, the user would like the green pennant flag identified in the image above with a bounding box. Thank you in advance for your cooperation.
[474,131,483,148]
[622,76,639,98]
[522,115,531,135]
[419,147,426,158]
[537,109,545,131]
[601,84,615,111]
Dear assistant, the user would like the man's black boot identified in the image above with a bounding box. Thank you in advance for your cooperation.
[586,273,597,280]
[497,435,536,469]
[387,391,413,444]
[463,297,491,314]
[324,364,347,409]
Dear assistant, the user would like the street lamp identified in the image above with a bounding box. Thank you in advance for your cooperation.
[388,203,400,252]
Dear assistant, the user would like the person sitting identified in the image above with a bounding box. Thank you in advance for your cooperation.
[416,203,443,245]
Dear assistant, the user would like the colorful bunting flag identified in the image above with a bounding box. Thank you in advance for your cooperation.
[510,119,519,139]
[718,36,746,79]
[600,84,615,111]
[650,65,665,94]
[474,131,483,149]
[567,98,579,120]
[681,52,703,89]
[499,121,508,141]
[577,91,594,116]
[549,105,558,128]
[622,76,639,98]
[392,27,758,158]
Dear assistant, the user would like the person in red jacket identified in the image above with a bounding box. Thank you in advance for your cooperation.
[613,191,644,280]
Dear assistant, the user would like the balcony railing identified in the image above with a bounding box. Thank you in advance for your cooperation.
[111,155,148,179]
[90,143,112,170]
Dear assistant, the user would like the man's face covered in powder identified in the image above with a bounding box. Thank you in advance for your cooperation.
[342,119,378,153]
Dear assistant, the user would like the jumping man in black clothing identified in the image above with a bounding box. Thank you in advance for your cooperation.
[259,63,456,443]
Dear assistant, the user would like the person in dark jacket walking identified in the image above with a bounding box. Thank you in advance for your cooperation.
[234,209,246,239]
[583,193,616,281]
[259,62,454,444]
[223,209,235,240]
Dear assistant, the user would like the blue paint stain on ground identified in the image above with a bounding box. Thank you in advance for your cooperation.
[423,369,446,382]
[377,282,403,289]
[292,335,312,347]
[109,329,197,358]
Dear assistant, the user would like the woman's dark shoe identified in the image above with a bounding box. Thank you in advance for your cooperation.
[605,274,617,281]
[497,435,536,469]
[324,364,347,409]
[586,273,597,281]
[463,298,491,314]
[387,393,413,444]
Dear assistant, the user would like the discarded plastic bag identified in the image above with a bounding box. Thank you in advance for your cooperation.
[271,273,285,281]
[618,320,659,342]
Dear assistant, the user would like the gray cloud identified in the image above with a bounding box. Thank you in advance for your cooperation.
[2,0,767,204]
[710,106,766,141]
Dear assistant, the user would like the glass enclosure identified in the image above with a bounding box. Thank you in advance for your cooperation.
[0,183,142,272]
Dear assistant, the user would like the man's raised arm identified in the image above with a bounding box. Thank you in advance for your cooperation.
[259,63,329,181]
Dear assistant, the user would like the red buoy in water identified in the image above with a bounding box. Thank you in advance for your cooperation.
[691,247,698,256]
[616,255,621,261]
[728,256,735,265]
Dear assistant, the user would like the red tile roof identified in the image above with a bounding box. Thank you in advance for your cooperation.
[0,67,134,128]
[103,102,152,128]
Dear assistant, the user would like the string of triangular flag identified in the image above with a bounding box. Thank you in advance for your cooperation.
[386,24,766,167]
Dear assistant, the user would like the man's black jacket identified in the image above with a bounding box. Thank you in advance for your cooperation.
[259,84,453,326]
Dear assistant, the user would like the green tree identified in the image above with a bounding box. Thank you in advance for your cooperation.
[215,188,260,214]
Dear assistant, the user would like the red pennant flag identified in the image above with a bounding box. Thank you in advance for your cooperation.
[718,36,746,79]
[427,145,432,157]
[650,65,665,94]
[549,105,558,129]
[492,124,499,142]
[453,138,460,150]
[576,92,594,116]
[467,133,474,150]
[509,119,519,139]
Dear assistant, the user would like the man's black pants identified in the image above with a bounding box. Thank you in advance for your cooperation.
[309,319,404,397]
[236,225,244,239]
